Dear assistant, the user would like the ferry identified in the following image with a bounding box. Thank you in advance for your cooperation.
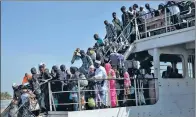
[1,1,195,117]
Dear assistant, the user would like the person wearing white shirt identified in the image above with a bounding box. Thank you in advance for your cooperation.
[133,4,139,17]
[93,60,109,108]
[166,1,181,29]
[144,68,156,105]
[145,3,155,19]
[128,6,134,15]
[139,6,147,20]
[138,6,147,33]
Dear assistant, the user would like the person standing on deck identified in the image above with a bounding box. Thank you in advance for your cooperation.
[165,1,181,29]
[30,67,47,115]
[112,12,123,42]
[121,6,133,43]
[133,4,139,17]
[69,67,80,111]
[93,60,109,108]
[105,63,117,108]
[39,65,52,112]
[138,6,147,33]
[145,3,155,19]
[22,73,32,85]
[128,6,134,15]
[144,68,156,104]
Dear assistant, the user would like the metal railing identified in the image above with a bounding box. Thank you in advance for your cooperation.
[188,55,195,78]
[2,80,51,117]
[47,77,158,111]
[103,21,135,57]
[101,1,195,60]
[136,7,195,40]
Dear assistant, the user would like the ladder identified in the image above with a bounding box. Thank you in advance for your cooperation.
[103,18,137,60]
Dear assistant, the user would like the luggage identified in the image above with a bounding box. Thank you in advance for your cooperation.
[29,98,40,111]
[87,98,95,108]
[79,74,88,87]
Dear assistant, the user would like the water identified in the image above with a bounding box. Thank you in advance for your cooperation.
[1,100,11,111]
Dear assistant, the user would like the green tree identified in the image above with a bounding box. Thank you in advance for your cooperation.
[0,92,12,100]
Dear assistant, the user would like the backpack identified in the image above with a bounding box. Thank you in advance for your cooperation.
[79,74,88,87]
[88,98,95,108]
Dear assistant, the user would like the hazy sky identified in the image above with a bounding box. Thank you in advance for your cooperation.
[1,1,162,94]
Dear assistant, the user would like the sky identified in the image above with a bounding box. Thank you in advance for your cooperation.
[1,1,163,94]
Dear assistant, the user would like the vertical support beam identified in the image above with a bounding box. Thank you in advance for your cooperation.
[153,48,160,78]
[195,1,196,78]
[133,78,138,106]
[145,18,147,38]
[192,58,195,78]
[153,48,160,102]
[184,53,189,78]
[78,79,81,111]
[48,82,52,111]
[164,8,168,33]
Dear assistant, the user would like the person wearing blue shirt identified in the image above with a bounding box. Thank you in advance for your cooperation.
[94,34,104,47]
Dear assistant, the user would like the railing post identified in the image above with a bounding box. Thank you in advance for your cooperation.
[145,18,147,38]
[78,79,81,111]
[135,19,138,41]
[48,82,52,111]
[108,79,111,108]
[133,77,138,106]
[164,8,168,33]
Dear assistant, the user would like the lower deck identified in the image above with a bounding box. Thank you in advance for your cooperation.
[48,77,195,117]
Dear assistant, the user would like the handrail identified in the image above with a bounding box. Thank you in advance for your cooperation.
[103,20,134,57]
[102,1,195,60]
[47,77,158,82]
[48,78,158,111]
[0,80,50,117]
[136,8,195,39]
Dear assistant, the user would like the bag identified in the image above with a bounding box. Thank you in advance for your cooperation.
[81,95,86,106]
[130,86,135,94]
[139,91,146,105]
[69,87,78,100]
[54,97,58,108]
[9,104,18,117]
[29,98,40,111]
[88,98,95,108]
[79,74,88,87]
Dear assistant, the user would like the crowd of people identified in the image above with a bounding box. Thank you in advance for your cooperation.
[93,1,195,60]
[8,1,195,117]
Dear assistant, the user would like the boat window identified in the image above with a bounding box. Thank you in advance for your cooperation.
[160,54,184,78]
[188,55,195,78]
